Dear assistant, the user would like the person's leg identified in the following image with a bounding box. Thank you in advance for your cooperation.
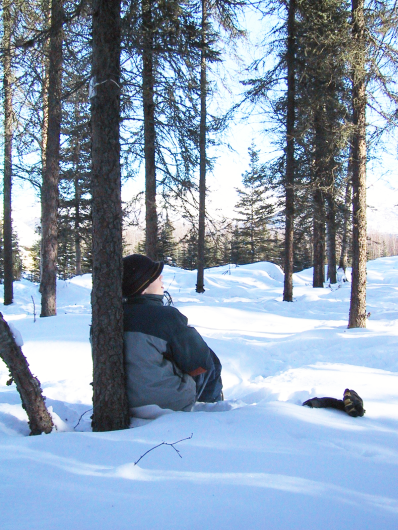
[193,349,223,402]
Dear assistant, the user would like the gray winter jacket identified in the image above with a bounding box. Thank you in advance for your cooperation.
[123,294,217,412]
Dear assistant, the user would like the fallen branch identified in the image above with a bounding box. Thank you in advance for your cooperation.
[134,433,193,466]
[0,313,54,435]
[74,408,93,430]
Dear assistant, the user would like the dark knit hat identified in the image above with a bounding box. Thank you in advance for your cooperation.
[122,254,164,297]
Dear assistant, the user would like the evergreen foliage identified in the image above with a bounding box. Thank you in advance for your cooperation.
[157,212,178,264]
[58,78,92,278]
[27,237,41,284]
[179,226,198,270]
[0,223,23,283]
[233,143,276,265]
[2,0,398,324]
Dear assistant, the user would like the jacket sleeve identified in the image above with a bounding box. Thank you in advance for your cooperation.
[167,309,213,376]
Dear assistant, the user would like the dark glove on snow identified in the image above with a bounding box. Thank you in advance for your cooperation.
[343,389,365,417]
[302,397,345,411]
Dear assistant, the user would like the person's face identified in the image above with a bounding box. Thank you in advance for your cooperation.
[142,274,164,295]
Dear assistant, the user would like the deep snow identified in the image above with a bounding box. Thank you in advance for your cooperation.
[1,257,398,529]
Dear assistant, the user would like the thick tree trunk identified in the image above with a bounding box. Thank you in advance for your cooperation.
[142,0,157,260]
[313,188,325,287]
[2,0,13,305]
[0,313,54,435]
[348,0,367,329]
[196,0,207,294]
[91,0,130,432]
[283,0,296,302]
[40,0,64,317]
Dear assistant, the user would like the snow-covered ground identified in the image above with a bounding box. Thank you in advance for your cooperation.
[1,257,398,529]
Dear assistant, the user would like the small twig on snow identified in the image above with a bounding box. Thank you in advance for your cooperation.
[134,433,193,466]
[74,408,93,429]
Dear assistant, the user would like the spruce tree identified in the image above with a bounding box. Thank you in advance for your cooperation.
[59,77,92,277]
[294,0,351,286]
[0,223,23,284]
[348,0,367,328]
[122,0,203,259]
[40,0,64,317]
[180,226,198,270]
[195,0,245,292]
[234,143,275,264]
[157,212,178,264]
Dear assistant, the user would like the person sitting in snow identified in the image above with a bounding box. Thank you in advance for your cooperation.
[122,254,223,412]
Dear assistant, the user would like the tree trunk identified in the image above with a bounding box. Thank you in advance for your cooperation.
[196,0,207,294]
[142,0,157,260]
[324,87,338,285]
[0,313,54,435]
[312,106,326,288]
[348,0,367,329]
[73,109,82,276]
[91,0,130,432]
[74,175,82,276]
[283,0,296,302]
[41,0,50,178]
[313,188,325,287]
[326,189,337,284]
[2,0,13,305]
[250,216,255,263]
[40,0,64,317]
[339,171,352,271]
[40,2,51,283]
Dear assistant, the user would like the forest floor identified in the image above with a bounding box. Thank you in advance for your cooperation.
[1,257,398,529]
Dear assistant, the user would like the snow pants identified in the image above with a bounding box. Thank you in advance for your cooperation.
[193,349,223,403]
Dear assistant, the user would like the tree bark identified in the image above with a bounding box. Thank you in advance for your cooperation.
[312,106,326,288]
[283,0,296,302]
[196,0,207,294]
[324,88,338,285]
[91,0,130,432]
[40,2,51,283]
[142,0,157,260]
[339,171,352,271]
[0,313,54,435]
[41,0,51,178]
[2,0,13,305]
[348,0,367,329]
[313,188,325,287]
[40,0,64,317]
[326,189,337,284]
[73,105,82,276]
[74,176,82,275]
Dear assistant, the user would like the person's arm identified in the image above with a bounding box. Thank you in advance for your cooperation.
[167,309,213,376]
